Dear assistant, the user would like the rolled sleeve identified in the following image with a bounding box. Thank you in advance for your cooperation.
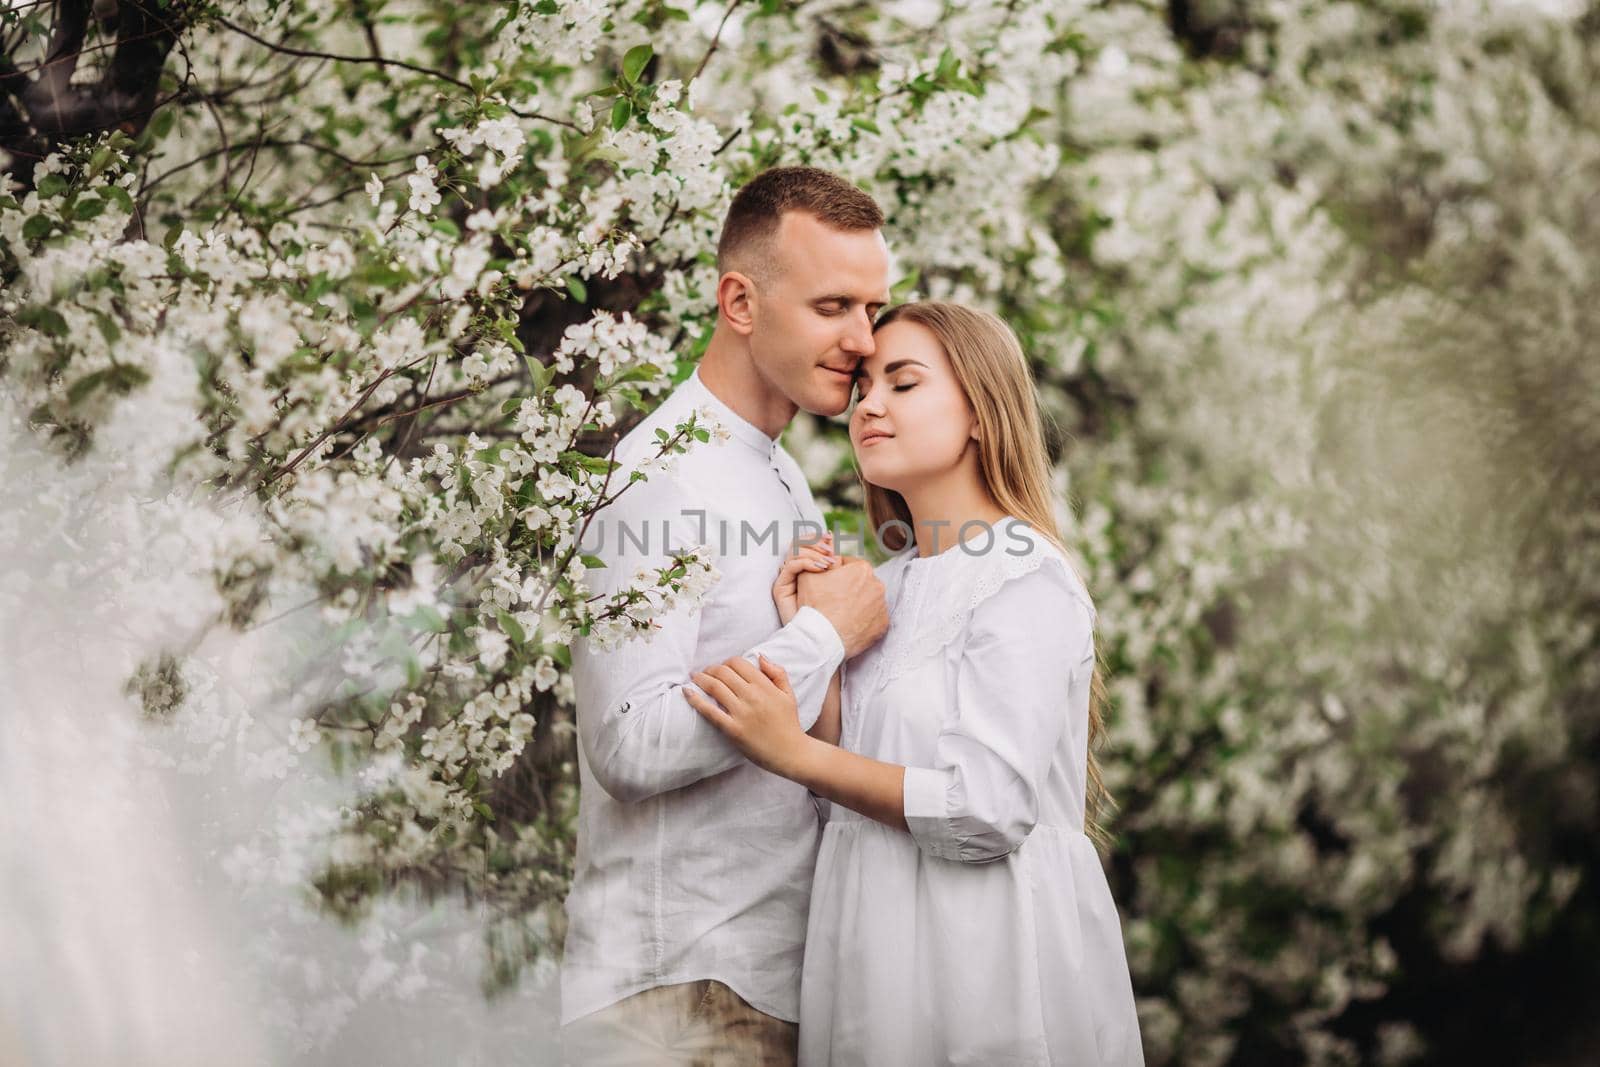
[572,475,848,803]
[571,474,742,803]
[789,604,846,665]
[901,563,1095,863]
[902,766,958,857]
[574,574,743,805]
[752,606,844,732]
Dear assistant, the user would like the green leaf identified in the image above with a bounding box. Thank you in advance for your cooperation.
[72,196,106,221]
[406,604,449,633]
[891,268,921,302]
[610,97,633,131]
[851,117,881,135]
[22,215,51,242]
[92,310,122,344]
[560,449,615,476]
[580,554,607,570]
[566,122,610,165]
[329,617,365,644]
[103,185,135,212]
[488,6,518,34]
[473,801,496,822]
[525,355,554,392]
[357,260,411,287]
[87,146,114,179]
[565,275,588,303]
[67,364,150,406]
[17,305,68,337]
[497,609,527,646]
[601,363,657,388]
[622,43,653,85]
[36,174,68,198]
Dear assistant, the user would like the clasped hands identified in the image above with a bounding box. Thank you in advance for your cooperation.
[684,533,888,776]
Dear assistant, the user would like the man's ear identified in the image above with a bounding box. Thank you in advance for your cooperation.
[717,270,758,336]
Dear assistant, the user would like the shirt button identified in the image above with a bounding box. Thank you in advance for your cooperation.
[619,701,631,714]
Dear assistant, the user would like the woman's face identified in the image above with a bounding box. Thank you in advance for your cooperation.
[848,319,977,492]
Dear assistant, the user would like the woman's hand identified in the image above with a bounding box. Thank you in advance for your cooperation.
[772,532,839,625]
[685,654,810,779]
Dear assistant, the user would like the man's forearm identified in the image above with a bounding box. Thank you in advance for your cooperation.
[590,684,745,802]
[585,608,843,801]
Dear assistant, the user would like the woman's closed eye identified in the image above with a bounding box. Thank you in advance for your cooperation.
[851,373,917,395]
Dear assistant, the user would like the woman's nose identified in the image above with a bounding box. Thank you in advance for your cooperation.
[855,386,886,415]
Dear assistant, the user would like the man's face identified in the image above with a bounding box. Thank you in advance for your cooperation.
[747,211,892,418]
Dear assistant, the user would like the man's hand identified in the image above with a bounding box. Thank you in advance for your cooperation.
[797,556,888,658]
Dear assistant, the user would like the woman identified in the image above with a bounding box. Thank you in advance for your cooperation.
[683,302,1144,1066]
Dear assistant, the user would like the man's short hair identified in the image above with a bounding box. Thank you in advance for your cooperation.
[716,166,885,281]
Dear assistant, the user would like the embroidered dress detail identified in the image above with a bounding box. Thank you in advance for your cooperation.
[850,519,1097,728]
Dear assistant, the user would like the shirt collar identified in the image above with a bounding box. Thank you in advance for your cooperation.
[685,367,779,459]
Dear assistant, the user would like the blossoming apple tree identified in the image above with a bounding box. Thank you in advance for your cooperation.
[3,0,1595,1062]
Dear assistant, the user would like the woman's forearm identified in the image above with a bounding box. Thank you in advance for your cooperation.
[806,666,843,746]
[786,736,908,834]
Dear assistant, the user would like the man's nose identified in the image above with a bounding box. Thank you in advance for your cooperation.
[840,309,876,355]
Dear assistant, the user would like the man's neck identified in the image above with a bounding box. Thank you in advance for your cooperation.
[697,326,795,441]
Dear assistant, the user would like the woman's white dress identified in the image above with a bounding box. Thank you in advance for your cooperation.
[799,519,1144,1066]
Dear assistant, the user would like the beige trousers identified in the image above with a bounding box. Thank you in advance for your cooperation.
[560,979,799,1066]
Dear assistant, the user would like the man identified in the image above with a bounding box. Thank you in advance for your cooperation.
[560,166,894,1064]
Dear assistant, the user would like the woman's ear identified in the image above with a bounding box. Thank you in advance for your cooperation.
[717,271,757,336]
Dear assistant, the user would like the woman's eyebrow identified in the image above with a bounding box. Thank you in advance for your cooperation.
[855,359,928,382]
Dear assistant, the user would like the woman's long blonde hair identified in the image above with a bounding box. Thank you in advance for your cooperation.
[859,301,1116,850]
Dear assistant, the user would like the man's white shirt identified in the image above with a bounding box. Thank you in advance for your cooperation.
[560,367,846,1026]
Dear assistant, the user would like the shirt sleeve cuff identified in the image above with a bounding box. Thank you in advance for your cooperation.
[789,605,845,668]
[902,766,959,860]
